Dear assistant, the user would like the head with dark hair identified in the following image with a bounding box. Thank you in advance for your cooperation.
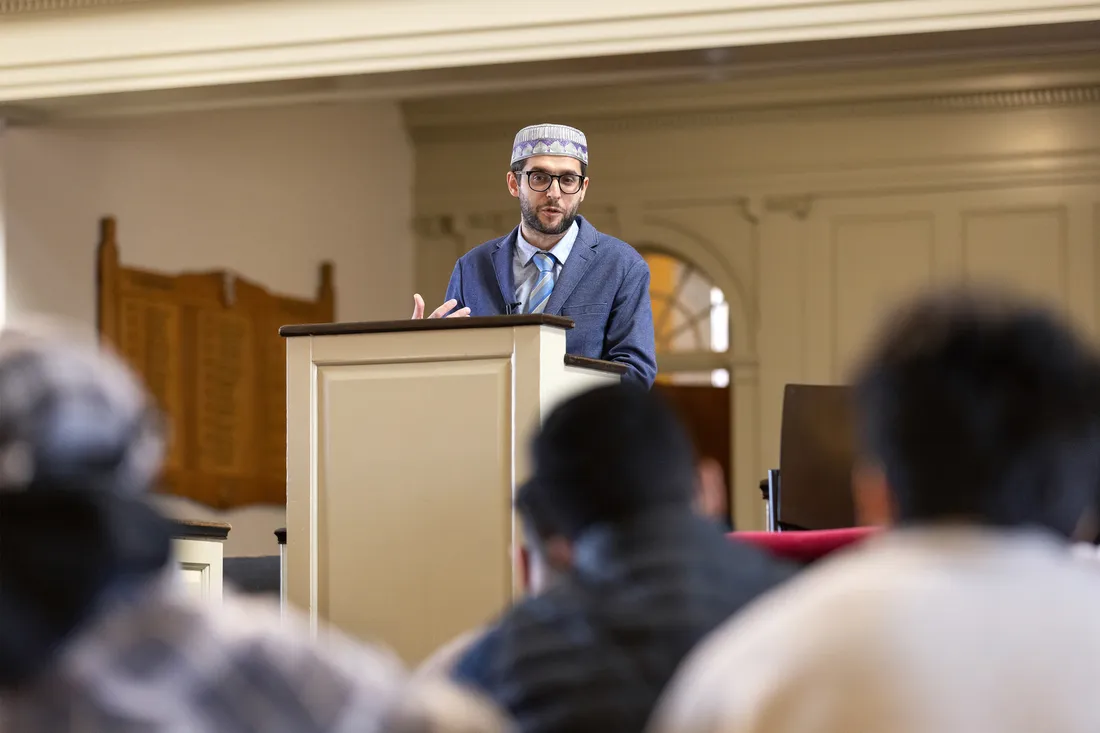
[851,287,1100,538]
[514,478,561,541]
[529,384,697,540]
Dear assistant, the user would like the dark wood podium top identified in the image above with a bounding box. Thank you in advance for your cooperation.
[172,519,232,541]
[279,314,574,338]
[563,354,628,376]
[279,314,627,376]
[271,319,625,557]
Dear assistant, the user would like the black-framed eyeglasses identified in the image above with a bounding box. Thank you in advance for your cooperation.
[521,170,585,195]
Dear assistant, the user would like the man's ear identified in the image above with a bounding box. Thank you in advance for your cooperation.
[1072,507,1099,543]
[544,536,573,572]
[693,457,728,522]
[852,460,895,527]
[507,171,521,198]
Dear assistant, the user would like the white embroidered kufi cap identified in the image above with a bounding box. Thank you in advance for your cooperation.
[510,123,588,167]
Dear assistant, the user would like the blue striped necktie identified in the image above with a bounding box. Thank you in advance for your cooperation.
[525,252,556,315]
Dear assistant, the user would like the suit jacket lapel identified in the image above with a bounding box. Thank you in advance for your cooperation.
[545,217,599,315]
[492,228,518,310]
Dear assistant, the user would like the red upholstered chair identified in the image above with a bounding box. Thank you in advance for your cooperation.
[728,527,877,565]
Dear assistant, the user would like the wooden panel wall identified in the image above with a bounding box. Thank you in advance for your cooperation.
[96,216,335,509]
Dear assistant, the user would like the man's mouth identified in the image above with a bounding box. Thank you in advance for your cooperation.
[541,207,562,215]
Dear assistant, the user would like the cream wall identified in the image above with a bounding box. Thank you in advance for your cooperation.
[0,100,415,555]
[407,56,1100,530]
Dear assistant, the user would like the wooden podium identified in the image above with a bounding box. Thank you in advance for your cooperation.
[280,315,623,663]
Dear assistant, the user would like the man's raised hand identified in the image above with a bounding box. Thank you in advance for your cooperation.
[412,294,471,319]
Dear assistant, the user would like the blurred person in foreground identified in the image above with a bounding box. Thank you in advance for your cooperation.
[449,384,795,733]
[418,442,731,681]
[0,326,509,733]
[649,287,1100,733]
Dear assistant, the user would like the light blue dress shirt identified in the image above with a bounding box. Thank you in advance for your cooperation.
[512,220,578,314]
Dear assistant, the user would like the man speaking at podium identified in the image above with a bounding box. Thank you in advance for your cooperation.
[412,123,657,387]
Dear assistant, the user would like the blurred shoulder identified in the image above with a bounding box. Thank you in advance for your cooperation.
[650,551,886,733]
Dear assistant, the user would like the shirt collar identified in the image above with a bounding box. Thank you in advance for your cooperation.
[515,219,579,266]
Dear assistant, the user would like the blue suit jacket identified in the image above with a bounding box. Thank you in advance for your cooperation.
[444,216,657,387]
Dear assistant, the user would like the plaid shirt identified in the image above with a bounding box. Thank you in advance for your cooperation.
[0,574,409,733]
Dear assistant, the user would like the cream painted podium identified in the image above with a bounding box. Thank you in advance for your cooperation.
[280,314,623,663]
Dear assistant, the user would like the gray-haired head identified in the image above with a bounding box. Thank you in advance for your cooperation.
[0,325,164,496]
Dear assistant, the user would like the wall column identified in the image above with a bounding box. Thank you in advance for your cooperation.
[731,360,762,530]
[755,194,813,493]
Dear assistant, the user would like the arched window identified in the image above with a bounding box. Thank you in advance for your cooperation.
[643,250,729,387]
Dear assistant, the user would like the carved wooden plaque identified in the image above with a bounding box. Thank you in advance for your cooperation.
[96,217,334,509]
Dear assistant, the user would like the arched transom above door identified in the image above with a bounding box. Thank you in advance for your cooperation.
[642,248,732,388]
[644,249,729,355]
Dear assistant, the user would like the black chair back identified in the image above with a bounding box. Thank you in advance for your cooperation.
[777,384,858,530]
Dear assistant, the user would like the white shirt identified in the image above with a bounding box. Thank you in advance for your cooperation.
[649,526,1100,733]
[512,220,578,313]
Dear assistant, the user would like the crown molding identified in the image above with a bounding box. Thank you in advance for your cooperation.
[4,23,1099,122]
[764,195,814,220]
[12,43,1100,123]
[926,85,1100,109]
[2,0,1100,104]
[409,83,1100,149]
[406,51,1100,128]
[0,0,153,12]
[405,51,1100,143]
[607,82,1100,131]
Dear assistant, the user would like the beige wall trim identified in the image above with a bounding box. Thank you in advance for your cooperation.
[405,53,1100,137]
[415,148,1100,214]
[412,84,1100,144]
[3,1,1100,103]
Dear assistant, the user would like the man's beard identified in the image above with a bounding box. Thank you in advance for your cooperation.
[520,195,578,236]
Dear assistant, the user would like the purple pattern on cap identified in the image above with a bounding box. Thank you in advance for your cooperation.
[511,124,588,166]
